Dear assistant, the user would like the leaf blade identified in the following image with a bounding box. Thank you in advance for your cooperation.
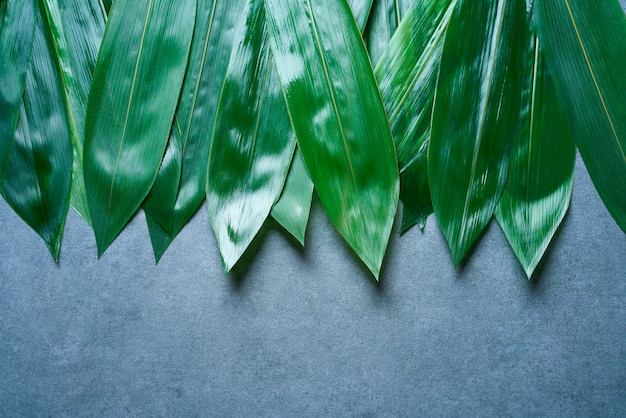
[535,0,626,232]
[495,32,576,278]
[428,0,526,265]
[264,0,399,278]
[207,0,296,271]
[84,0,195,255]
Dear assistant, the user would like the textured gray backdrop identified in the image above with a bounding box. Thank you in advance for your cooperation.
[2,7,626,418]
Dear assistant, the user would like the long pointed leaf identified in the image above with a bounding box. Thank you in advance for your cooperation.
[375,0,456,233]
[535,0,626,232]
[207,0,296,271]
[264,0,399,278]
[364,0,412,64]
[146,211,173,263]
[271,147,313,245]
[143,0,245,249]
[495,31,575,278]
[0,0,36,180]
[84,0,195,255]
[40,0,106,225]
[1,4,72,260]
[428,0,526,266]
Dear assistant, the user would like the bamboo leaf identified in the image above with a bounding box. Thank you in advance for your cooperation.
[271,147,313,245]
[264,0,399,278]
[40,0,106,225]
[0,0,36,179]
[535,0,626,232]
[146,211,173,263]
[428,0,526,266]
[364,0,412,64]
[84,0,195,256]
[143,0,245,249]
[207,0,296,271]
[1,4,72,260]
[347,0,373,31]
[495,31,575,278]
[375,0,456,233]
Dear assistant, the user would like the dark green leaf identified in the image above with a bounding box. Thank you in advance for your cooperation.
[535,0,626,232]
[146,211,173,263]
[264,0,399,278]
[364,0,412,64]
[84,0,195,256]
[143,0,245,246]
[40,0,106,225]
[0,0,35,179]
[207,0,295,271]
[375,0,456,232]
[428,0,526,266]
[495,31,575,278]
[271,147,313,245]
[1,4,72,260]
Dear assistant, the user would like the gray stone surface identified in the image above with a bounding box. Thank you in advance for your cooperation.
[1,151,625,416]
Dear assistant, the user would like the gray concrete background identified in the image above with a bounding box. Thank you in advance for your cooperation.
[2,3,626,413]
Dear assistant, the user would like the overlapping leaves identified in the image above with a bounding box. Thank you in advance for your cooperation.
[1,0,625,280]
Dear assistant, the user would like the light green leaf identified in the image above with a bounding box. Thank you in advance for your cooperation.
[84,0,196,256]
[264,0,399,278]
[1,4,72,260]
[271,147,313,245]
[207,0,296,272]
[0,0,35,179]
[535,0,626,232]
[428,0,526,266]
[375,0,456,233]
[143,0,245,254]
[347,0,373,31]
[40,0,106,225]
[364,0,412,64]
[495,30,576,278]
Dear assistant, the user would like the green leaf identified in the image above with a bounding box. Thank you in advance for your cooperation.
[347,0,373,31]
[495,31,576,278]
[84,0,196,256]
[143,0,245,250]
[146,211,173,263]
[271,147,313,245]
[375,0,456,233]
[1,4,73,261]
[207,0,296,271]
[364,0,412,64]
[428,0,526,266]
[264,0,399,278]
[40,0,106,225]
[0,0,36,179]
[535,0,626,233]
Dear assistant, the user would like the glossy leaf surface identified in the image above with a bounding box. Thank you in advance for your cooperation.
[207,0,295,271]
[41,0,106,224]
[265,0,399,278]
[535,0,626,232]
[271,147,313,245]
[84,0,195,255]
[495,33,575,278]
[347,0,373,31]
[0,0,35,180]
[375,0,456,232]
[364,0,412,64]
[429,0,525,265]
[143,0,244,240]
[1,6,72,260]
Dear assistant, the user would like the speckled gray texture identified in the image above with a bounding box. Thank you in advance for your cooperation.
[2,151,625,417]
[2,2,626,412]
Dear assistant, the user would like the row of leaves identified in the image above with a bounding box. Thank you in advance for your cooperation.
[1,0,625,279]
